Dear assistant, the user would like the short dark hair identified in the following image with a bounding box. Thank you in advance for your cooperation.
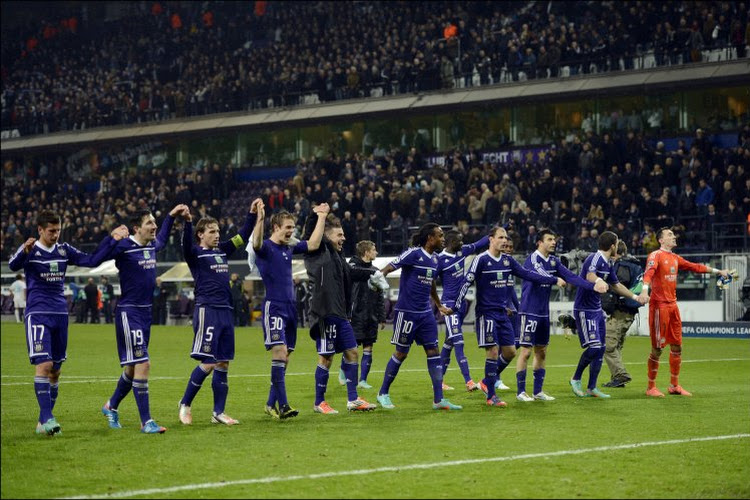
[129,209,153,229]
[444,230,462,249]
[536,228,556,243]
[488,225,505,238]
[656,226,672,241]
[598,231,618,251]
[325,215,342,232]
[36,210,61,228]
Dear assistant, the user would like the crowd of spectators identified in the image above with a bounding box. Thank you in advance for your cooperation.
[3,124,749,264]
[3,1,749,137]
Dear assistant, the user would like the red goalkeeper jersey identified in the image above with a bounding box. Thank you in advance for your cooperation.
[643,249,710,305]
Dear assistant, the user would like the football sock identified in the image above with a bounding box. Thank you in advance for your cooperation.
[49,382,59,411]
[132,378,151,425]
[34,376,53,423]
[267,383,277,408]
[573,346,599,380]
[379,355,402,396]
[587,348,604,390]
[343,359,358,401]
[360,350,372,382]
[669,351,681,386]
[180,365,210,406]
[516,369,527,395]
[454,342,471,383]
[647,354,660,389]
[533,368,546,395]
[497,354,511,376]
[484,359,498,399]
[314,364,329,406]
[271,360,288,407]
[212,367,229,415]
[440,343,453,376]
[426,355,444,404]
[108,372,133,410]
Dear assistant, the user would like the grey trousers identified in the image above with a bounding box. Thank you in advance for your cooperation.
[604,309,636,380]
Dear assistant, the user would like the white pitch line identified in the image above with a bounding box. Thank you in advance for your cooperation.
[62,433,750,499]
[2,358,749,386]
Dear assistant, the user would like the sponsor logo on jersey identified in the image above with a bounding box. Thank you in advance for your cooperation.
[49,262,59,272]
[144,250,151,259]
[215,255,223,263]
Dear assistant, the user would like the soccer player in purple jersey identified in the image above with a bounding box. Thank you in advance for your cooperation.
[436,230,489,392]
[376,223,463,411]
[515,229,607,402]
[9,210,128,435]
[304,215,378,414]
[453,226,563,407]
[252,204,329,419]
[569,231,647,399]
[497,237,519,391]
[100,204,189,434]
[177,199,262,426]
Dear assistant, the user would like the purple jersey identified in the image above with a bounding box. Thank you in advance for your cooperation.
[106,215,174,308]
[437,235,489,302]
[9,239,117,315]
[455,251,556,313]
[183,213,256,308]
[390,247,440,313]
[520,250,595,317]
[573,251,619,311]
[256,239,308,303]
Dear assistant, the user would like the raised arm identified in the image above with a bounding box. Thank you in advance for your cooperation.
[251,203,265,252]
[510,257,558,285]
[463,235,490,255]
[558,263,605,292]
[305,203,330,252]
[154,205,185,252]
[220,199,260,256]
[181,216,197,265]
[8,238,36,271]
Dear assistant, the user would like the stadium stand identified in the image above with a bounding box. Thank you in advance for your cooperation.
[2,1,748,137]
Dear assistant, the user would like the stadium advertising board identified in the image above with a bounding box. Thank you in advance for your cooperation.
[426,146,551,168]
[682,322,750,339]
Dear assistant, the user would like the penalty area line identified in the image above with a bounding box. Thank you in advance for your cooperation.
[63,433,750,499]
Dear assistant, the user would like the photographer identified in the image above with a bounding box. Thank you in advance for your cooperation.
[602,241,644,388]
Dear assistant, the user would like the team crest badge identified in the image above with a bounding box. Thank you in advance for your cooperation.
[35,344,42,352]
[327,343,334,350]
[58,248,66,257]
[272,334,280,341]
[135,348,144,357]
[551,260,556,267]
[487,335,495,343]
[203,345,211,353]
[144,250,151,259]
[503,259,509,266]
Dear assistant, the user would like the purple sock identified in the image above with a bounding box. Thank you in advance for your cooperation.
[440,343,452,376]
[314,364,329,406]
[427,355,444,404]
[588,349,604,390]
[49,382,59,411]
[516,369,527,395]
[267,383,277,408]
[574,347,598,380]
[180,365,209,406]
[34,376,53,423]
[132,378,151,425]
[212,367,228,414]
[533,368,546,395]
[379,355,402,396]
[271,360,288,407]
[360,351,372,382]
[343,359,358,401]
[496,354,511,376]
[484,359,498,399]
[454,342,471,383]
[108,372,133,410]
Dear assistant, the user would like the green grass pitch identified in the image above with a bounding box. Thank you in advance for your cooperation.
[2,323,749,499]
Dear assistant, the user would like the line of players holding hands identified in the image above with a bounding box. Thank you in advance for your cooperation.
[11,199,732,435]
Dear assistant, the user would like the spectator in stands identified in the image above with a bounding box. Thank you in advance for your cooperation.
[84,277,99,324]
[152,277,168,325]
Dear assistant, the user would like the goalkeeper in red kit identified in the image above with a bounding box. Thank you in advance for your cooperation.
[637,228,733,397]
